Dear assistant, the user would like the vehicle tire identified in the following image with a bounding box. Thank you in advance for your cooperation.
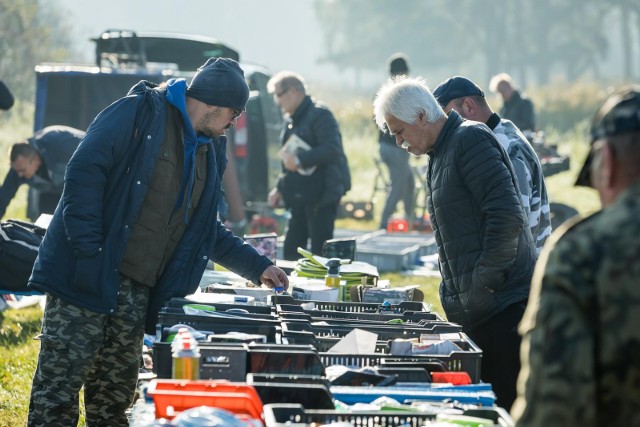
[549,202,579,229]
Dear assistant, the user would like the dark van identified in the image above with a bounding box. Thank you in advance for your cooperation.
[32,29,282,223]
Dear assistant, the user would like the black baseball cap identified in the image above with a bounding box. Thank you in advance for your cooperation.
[575,85,640,187]
[433,76,485,108]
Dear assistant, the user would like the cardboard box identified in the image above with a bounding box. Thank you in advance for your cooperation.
[289,277,340,302]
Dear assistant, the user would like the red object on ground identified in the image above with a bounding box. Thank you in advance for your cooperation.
[387,218,409,232]
[431,371,472,385]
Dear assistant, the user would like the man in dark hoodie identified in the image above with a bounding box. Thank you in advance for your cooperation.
[0,125,84,220]
[26,58,289,427]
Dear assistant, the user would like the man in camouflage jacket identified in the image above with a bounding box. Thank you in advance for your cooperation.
[512,85,640,426]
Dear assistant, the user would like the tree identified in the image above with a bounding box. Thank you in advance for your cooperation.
[0,0,76,102]
[313,0,474,76]
[600,0,640,81]
[313,0,612,86]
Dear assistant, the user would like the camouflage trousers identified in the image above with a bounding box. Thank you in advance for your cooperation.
[27,275,150,427]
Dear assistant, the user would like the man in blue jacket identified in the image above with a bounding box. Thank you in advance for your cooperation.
[374,76,537,411]
[0,125,84,220]
[26,57,289,427]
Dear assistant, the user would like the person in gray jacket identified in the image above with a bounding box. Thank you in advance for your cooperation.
[374,76,537,411]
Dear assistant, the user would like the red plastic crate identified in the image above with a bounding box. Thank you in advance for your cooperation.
[147,379,264,422]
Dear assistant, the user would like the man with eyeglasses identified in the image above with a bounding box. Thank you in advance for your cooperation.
[374,76,537,412]
[0,125,84,221]
[26,57,289,427]
[512,86,640,426]
[433,76,552,255]
[266,71,350,260]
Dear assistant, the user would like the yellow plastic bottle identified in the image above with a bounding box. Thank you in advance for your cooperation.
[172,332,200,380]
[325,258,345,300]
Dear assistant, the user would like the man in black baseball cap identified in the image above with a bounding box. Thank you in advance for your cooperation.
[433,76,552,259]
[513,86,640,426]
[432,76,484,108]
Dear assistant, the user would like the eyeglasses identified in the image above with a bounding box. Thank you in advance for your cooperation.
[231,108,242,120]
[275,87,290,98]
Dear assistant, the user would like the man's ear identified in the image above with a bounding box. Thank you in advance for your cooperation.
[418,110,427,124]
[462,98,476,118]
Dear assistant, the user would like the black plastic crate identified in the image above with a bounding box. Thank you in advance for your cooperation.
[319,332,482,383]
[302,336,391,354]
[162,305,277,321]
[271,295,430,313]
[153,342,248,381]
[277,303,443,322]
[287,317,459,333]
[246,375,334,410]
[281,321,459,339]
[320,353,449,374]
[247,345,325,377]
[263,403,514,427]
[153,342,326,380]
[166,296,275,315]
[156,309,281,342]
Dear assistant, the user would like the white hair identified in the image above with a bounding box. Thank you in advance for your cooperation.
[373,76,445,133]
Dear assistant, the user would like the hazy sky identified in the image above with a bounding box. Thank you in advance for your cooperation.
[56,0,343,83]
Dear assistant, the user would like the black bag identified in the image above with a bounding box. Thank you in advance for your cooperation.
[0,220,45,292]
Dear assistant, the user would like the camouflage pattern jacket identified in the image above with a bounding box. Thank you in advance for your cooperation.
[489,114,552,254]
[512,182,640,426]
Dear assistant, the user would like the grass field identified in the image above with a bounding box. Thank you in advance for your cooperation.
[0,98,600,425]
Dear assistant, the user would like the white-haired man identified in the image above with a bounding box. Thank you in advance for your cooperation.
[373,76,537,410]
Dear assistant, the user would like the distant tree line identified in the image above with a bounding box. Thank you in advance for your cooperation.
[0,0,75,103]
[313,0,639,86]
